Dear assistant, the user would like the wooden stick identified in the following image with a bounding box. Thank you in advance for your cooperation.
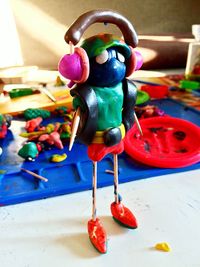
[92,161,97,221]
[69,41,74,54]
[134,112,143,136]
[21,168,48,182]
[113,154,119,204]
[40,87,57,103]
[69,107,81,151]
[105,169,114,174]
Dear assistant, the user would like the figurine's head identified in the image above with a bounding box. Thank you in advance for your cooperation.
[58,10,143,87]
[81,34,131,86]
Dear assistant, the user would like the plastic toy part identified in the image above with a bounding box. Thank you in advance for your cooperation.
[140,85,169,99]
[155,242,171,252]
[124,116,200,168]
[179,80,200,91]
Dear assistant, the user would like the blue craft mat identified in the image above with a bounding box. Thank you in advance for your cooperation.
[0,98,200,206]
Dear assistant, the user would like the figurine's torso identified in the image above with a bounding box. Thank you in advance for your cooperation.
[93,82,123,130]
[71,78,137,146]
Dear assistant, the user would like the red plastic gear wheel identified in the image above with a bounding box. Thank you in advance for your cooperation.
[124,116,200,168]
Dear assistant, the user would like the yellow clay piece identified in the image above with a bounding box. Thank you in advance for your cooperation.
[155,242,171,252]
[50,153,67,162]
[55,76,65,86]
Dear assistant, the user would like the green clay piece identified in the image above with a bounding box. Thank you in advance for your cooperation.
[9,88,34,98]
[60,132,70,139]
[179,80,200,91]
[81,34,131,59]
[136,90,150,105]
[24,108,51,120]
[0,114,4,125]
[18,142,38,160]
[74,83,124,131]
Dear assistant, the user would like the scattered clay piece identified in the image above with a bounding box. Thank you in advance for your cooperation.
[155,242,171,252]
[50,153,67,162]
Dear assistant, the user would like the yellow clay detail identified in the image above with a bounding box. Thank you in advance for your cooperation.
[55,76,65,86]
[50,153,67,162]
[155,242,171,252]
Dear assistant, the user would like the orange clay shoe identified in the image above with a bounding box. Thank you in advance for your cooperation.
[87,218,107,253]
[111,202,138,229]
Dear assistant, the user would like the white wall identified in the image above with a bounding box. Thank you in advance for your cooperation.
[9,0,200,69]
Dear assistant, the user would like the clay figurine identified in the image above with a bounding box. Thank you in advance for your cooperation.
[58,9,143,253]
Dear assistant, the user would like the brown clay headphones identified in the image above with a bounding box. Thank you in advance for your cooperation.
[59,10,141,84]
[64,9,138,47]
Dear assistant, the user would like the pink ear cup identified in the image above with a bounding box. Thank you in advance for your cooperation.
[74,47,90,83]
[58,53,82,80]
[126,49,137,77]
[134,50,143,70]
[58,47,89,87]
[125,47,143,77]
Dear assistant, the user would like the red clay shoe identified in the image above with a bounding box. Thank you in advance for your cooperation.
[111,202,138,229]
[87,218,107,253]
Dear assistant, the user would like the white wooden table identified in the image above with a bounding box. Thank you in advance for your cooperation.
[1,169,200,267]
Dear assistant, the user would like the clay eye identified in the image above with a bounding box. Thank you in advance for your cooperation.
[117,52,125,63]
[96,50,109,64]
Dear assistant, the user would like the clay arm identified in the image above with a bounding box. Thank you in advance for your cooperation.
[122,79,137,132]
[70,84,98,145]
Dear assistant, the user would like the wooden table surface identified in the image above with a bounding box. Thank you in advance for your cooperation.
[0,169,200,267]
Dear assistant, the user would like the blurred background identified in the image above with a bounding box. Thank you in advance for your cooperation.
[1,0,200,70]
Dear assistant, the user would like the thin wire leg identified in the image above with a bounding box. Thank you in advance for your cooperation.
[113,154,119,204]
[92,161,97,221]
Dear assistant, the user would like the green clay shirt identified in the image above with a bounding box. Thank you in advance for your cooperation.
[73,82,124,131]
